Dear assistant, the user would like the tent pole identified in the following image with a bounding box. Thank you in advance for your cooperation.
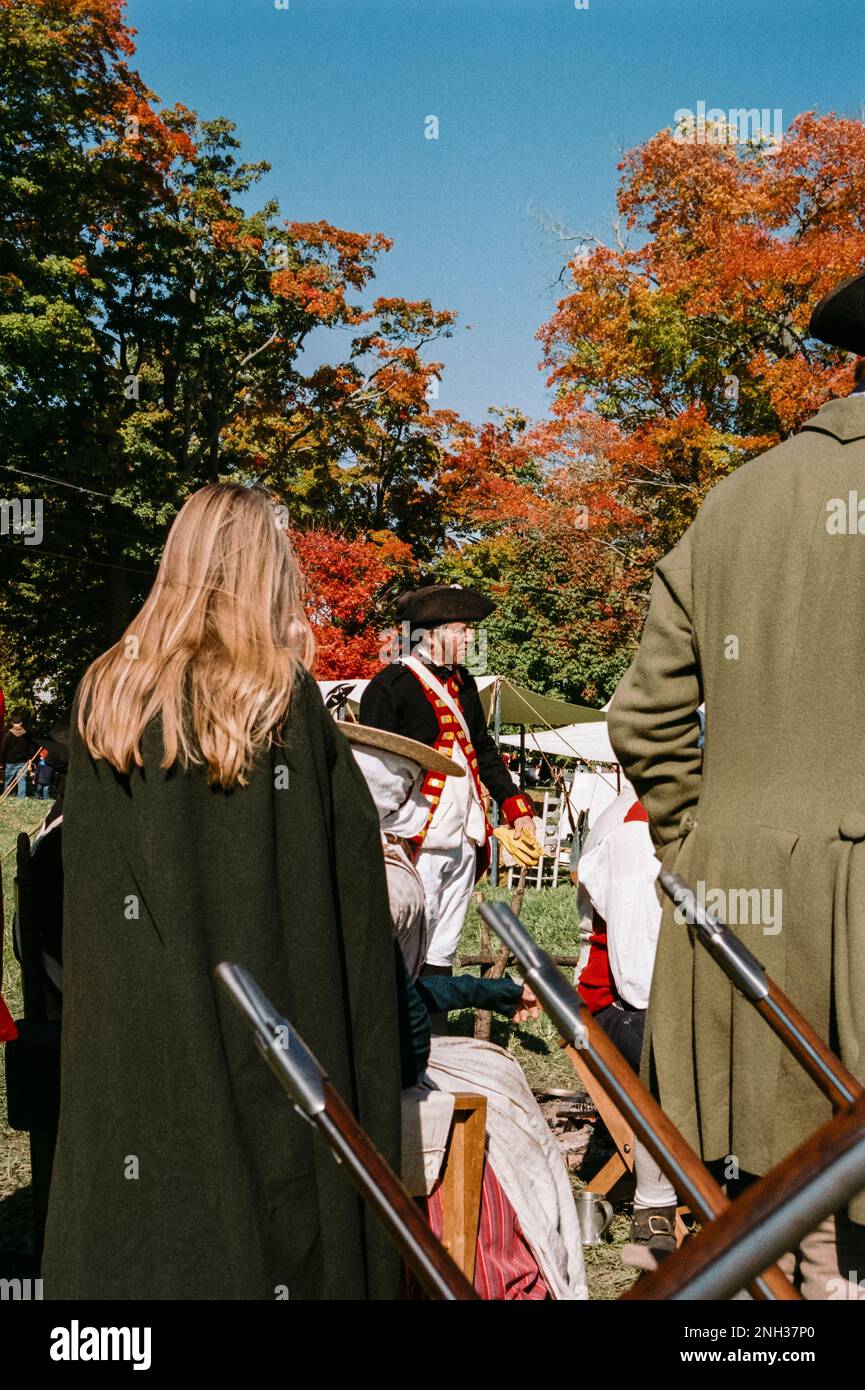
[490,679,502,888]
[519,725,526,789]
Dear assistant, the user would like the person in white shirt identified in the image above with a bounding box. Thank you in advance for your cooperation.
[576,787,679,1256]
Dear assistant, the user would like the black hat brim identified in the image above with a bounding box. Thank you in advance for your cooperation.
[809,273,865,355]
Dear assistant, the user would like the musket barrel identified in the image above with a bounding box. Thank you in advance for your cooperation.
[481,902,587,1046]
[573,1008,794,1302]
[658,869,768,1002]
[216,962,478,1301]
[658,871,863,1108]
[215,962,327,1115]
[479,902,722,1219]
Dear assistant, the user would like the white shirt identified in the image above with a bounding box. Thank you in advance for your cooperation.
[576,789,661,1010]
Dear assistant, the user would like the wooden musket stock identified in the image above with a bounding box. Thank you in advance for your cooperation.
[315,1076,479,1300]
[574,1013,796,1300]
[623,1092,865,1300]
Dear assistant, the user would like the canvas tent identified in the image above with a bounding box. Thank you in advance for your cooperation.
[498,721,623,828]
[498,720,616,763]
[317,675,605,730]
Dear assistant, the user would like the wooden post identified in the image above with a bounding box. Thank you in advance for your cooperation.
[439,1094,487,1284]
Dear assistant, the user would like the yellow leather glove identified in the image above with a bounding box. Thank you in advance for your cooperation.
[492,824,543,868]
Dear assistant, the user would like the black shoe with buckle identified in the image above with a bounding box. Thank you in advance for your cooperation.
[629,1205,678,1257]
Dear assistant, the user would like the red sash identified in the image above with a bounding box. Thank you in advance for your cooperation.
[402,664,492,855]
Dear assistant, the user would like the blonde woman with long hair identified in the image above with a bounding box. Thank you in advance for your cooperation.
[42,483,403,1300]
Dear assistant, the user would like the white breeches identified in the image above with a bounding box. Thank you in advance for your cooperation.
[415,836,479,967]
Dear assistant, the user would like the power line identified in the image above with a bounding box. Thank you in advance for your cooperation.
[0,541,156,576]
[41,513,160,547]
[0,464,120,502]
[0,464,169,546]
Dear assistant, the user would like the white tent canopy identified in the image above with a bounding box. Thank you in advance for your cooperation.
[561,764,621,827]
[498,721,617,764]
[499,723,622,827]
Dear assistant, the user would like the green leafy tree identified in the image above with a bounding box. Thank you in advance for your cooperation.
[0,1,461,707]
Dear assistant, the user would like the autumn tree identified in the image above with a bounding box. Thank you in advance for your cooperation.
[228,293,460,560]
[0,0,461,705]
[290,528,407,678]
[429,410,644,703]
[540,111,865,591]
[424,114,865,706]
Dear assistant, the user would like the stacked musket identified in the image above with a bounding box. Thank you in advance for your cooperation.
[216,962,478,1301]
[479,883,865,1301]
[218,872,865,1301]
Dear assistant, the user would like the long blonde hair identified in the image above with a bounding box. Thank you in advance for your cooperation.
[78,483,316,788]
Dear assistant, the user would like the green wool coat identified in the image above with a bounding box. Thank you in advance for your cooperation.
[607,395,865,1223]
[41,671,403,1298]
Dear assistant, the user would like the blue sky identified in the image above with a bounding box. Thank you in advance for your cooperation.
[127,0,865,424]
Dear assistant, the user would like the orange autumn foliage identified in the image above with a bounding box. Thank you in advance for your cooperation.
[290,528,394,678]
[540,110,865,577]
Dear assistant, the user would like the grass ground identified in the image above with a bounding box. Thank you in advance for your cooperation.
[455,881,581,1090]
[0,810,635,1297]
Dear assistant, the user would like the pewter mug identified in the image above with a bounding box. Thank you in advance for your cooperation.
[575,1192,614,1245]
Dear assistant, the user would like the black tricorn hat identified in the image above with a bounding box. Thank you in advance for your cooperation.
[395,583,495,628]
[809,273,865,355]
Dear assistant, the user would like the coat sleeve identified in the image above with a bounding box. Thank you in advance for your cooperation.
[358,675,402,733]
[395,948,432,1086]
[606,528,703,850]
[462,676,534,822]
[415,972,523,1017]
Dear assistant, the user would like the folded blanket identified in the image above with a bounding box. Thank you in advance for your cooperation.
[424,1035,588,1300]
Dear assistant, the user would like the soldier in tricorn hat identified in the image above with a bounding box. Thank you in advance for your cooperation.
[360,582,541,981]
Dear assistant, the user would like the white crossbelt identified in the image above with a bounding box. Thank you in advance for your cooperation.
[400,656,474,745]
[400,656,486,848]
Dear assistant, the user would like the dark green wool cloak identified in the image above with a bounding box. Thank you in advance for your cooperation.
[41,671,403,1299]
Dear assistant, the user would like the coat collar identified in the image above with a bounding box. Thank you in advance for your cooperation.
[424,659,461,685]
[799,395,865,444]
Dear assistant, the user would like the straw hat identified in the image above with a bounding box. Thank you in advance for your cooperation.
[337,721,464,778]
